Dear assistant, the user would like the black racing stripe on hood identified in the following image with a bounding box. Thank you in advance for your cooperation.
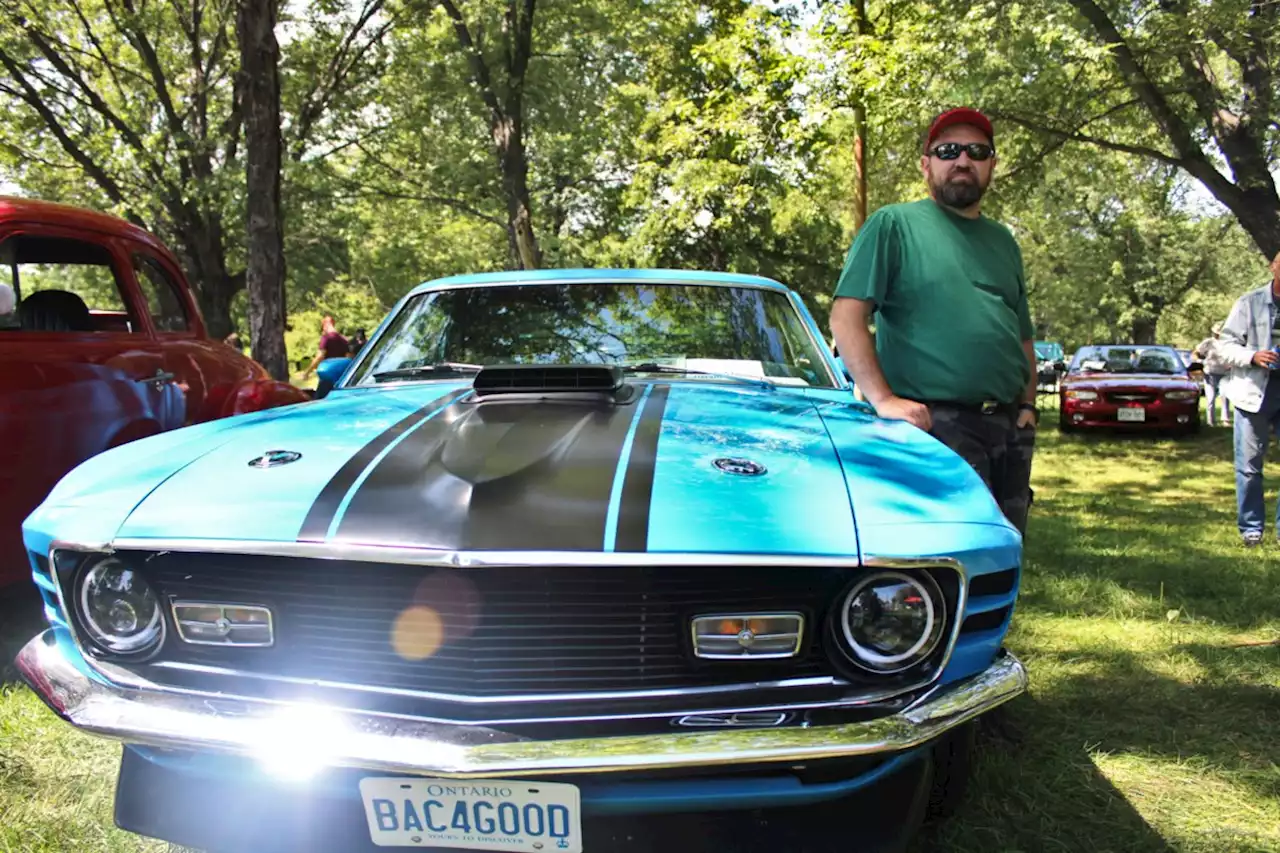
[330,392,645,550]
[614,384,670,552]
[296,388,471,542]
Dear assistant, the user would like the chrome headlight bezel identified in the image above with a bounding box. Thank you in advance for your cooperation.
[72,555,166,658]
[832,570,949,675]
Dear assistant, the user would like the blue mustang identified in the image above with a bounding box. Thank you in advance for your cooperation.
[15,269,1025,853]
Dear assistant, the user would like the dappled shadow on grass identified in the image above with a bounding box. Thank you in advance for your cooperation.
[916,640,1280,852]
[912,695,1175,853]
[0,584,45,686]
[1020,469,1279,632]
[1013,646,1280,807]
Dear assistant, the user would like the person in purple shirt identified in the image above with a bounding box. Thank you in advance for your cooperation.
[304,315,351,393]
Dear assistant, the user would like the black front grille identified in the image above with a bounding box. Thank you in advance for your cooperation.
[138,553,861,696]
[1105,392,1157,404]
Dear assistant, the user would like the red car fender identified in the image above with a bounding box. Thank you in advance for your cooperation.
[219,378,311,418]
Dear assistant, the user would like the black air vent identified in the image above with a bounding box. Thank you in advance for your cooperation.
[472,364,626,397]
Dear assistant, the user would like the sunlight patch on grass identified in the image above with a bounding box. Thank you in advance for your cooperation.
[0,687,167,853]
[1095,753,1280,853]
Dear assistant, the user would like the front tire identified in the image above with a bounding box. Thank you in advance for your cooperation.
[925,721,976,820]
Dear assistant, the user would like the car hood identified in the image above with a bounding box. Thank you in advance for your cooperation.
[93,382,863,555]
[27,381,1016,560]
[1063,373,1197,389]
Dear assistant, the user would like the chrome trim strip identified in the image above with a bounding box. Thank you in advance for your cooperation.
[145,660,850,708]
[417,276,790,295]
[104,538,870,568]
[47,543,115,669]
[94,660,920,727]
[785,289,842,388]
[16,631,1027,779]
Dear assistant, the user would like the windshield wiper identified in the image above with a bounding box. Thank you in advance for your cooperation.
[372,362,483,382]
[621,362,774,389]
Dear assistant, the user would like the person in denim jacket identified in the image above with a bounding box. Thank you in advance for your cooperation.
[1193,324,1231,427]
[1215,251,1280,546]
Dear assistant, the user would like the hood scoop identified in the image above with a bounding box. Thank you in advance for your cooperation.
[472,364,634,401]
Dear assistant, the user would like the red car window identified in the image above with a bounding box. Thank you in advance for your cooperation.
[1,235,141,334]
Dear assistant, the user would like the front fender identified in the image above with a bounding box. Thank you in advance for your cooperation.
[220,378,311,418]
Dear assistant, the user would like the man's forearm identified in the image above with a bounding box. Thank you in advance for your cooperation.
[831,305,894,407]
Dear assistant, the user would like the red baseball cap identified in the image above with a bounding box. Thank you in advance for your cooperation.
[925,108,994,149]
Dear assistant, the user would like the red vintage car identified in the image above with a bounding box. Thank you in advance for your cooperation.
[1058,344,1202,435]
[0,197,310,587]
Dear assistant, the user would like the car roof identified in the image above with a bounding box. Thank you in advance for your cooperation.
[407,268,791,297]
[0,196,170,253]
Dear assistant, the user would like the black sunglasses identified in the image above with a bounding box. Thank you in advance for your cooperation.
[928,142,995,161]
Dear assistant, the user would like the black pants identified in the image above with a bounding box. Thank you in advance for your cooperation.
[927,403,1035,537]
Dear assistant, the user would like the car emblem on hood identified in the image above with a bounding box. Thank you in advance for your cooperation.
[248,450,302,469]
[714,457,766,476]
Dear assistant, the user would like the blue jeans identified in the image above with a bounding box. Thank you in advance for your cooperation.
[1234,390,1280,535]
[1204,374,1231,426]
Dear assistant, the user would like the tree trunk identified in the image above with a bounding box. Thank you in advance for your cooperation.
[175,216,242,341]
[193,275,236,341]
[237,0,288,381]
[850,0,871,233]
[1130,316,1158,345]
[494,114,540,270]
[852,102,868,232]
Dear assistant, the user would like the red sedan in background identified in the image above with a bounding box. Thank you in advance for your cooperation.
[1059,344,1202,435]
[0,197,310,587]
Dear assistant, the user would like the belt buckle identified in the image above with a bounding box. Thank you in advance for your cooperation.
[980,400,999,415]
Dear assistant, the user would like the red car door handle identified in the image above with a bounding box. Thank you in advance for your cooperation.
[136,370,176,386]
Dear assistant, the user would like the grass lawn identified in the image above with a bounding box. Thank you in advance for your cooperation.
[2,412,1278,852]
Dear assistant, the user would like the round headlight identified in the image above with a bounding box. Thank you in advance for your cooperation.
[838,571,946,674]
[77,557,164,655]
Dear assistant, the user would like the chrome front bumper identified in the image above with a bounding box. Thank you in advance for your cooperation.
[16,631,1027,779]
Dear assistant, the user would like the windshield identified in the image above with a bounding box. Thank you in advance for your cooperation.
[1034,341,1063,361]
[1069,346,1186,375]
[346,281,837,389]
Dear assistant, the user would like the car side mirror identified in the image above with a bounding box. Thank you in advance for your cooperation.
[315,357,352,399]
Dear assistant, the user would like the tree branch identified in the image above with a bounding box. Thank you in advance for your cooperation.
[110,0,195,183]
[508,0,535,83]
[1064,0,1205,163]
[438,0,504,123]
[323,179,506,228]
[0,49,131,209]
[14,23,181,195]
[1171,219,1237,302]
[988,110,1184,166]
[60,0,138,102]
[291,0,391,160]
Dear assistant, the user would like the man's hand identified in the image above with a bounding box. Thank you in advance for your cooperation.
[1251,350,1279,369]
[1016,408,1037,429]
[874,396,932,431]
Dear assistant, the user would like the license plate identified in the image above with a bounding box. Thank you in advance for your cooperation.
[359,777,582,851]
[1117,407,1146,422]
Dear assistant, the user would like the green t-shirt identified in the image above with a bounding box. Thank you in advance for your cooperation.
[833,199,1034,405]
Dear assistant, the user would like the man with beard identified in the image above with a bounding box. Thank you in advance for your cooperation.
[828,107,1038,536]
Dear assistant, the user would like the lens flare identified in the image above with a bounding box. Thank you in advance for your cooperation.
[391,606,445,661]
